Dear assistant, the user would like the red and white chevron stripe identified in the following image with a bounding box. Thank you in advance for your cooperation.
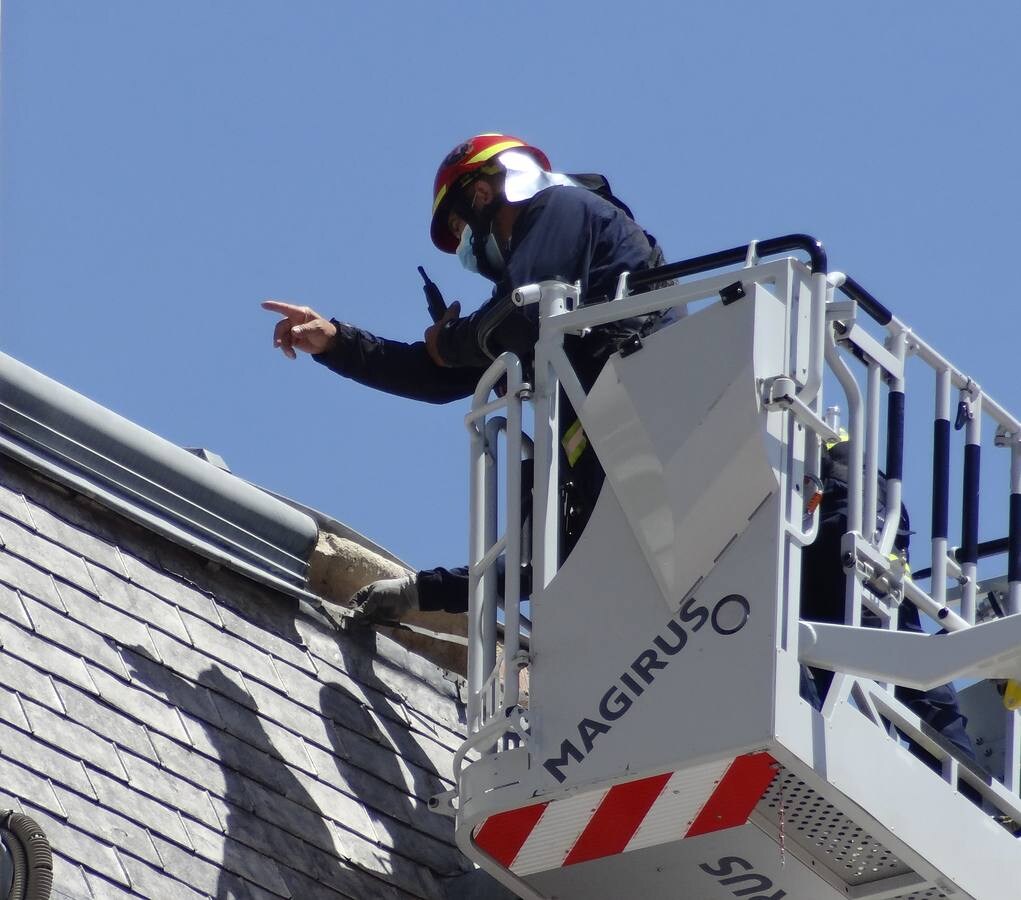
[473,752,776,876]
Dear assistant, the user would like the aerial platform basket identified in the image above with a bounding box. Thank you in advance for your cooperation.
[432,237,1021,900]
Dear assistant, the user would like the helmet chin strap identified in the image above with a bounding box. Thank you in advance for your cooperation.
[469,225,506,283]
[453,181,507,281]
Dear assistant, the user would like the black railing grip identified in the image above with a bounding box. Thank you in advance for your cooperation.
[840,275,893,327]
[914,537,1010,581]
[627,233,894,327]
[931,418,951,542]
[627,233,827,291]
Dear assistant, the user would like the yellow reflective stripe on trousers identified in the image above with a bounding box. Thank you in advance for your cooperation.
[562,419,588,467]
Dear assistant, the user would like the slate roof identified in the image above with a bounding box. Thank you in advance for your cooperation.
[0,428,495,897]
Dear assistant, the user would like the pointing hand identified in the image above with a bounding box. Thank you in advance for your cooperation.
[261,300,338,359]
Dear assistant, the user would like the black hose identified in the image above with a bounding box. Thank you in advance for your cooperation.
[1,812,52,900]
[1,830,26,900]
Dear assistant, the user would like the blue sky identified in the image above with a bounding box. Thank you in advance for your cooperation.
[3,2,1020,576]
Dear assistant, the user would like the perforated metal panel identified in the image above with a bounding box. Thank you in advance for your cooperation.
[757,768,917,888]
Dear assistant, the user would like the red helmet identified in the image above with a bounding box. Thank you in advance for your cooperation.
[430,133,551,252]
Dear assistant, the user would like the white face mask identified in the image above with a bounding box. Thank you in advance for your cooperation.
[456,225,479,273]
[456,225,506,275]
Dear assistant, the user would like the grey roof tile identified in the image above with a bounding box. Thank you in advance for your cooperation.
[80,870,141,900]
[24,499,129,578]
[360,805,465,876]
[0,681,32,729]
[84,766,193,849]
[179,610,286,693]
[0,455,491,900]
[210,694,319,779]
[0,518,95,595]
[148,834,241,897]
[176,709,293,801]
[384,643,463,704]
[328,821,445,900]
[402,705,465,759]
[0,551,63,615]
[284,669,461,792]
[116,854,206,900]
[257,865,361,900]
[15,799,130,887]
[0,614,98,695]
[145,729,250,810]
[216,872,289,900]
[21,594,131,681]
[0,718,96,799]
[239,769,370,854]
[323,704,457,793]
[20,696,130,782]
[51,853,96,900]
[184,817,291,897]
[304,739,449,833]
[51,680,160,763]
[301,668,463,784]
[119,552,222,624]
[120,644,228,728]
[299,624,463,738]
[53,782,163,869]
[190,793,351,895]
[117,748,222,832]
[232,677,335,752]
[85,663,193,745]
[141,629,248,709]
[187,742,457,897]
[213,601,318,675]
[0,797,22,822]
[0,481,34,529]
[0,650,63,711]
[85,561,191,644]
[51,580,161,662]
[303,740,447,818]
[0,754,66,819]
[247,650,357,724]
[184,716,375,840]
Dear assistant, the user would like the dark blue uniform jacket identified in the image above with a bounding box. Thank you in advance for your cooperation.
[313,184,665,610]
[313,184,660,400]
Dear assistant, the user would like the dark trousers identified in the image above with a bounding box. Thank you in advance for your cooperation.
[418,426,606,613]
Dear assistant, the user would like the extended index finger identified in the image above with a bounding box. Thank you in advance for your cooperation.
[261,300,306,319]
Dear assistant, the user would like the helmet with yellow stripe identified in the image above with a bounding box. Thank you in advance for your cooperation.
[430,133,551,253]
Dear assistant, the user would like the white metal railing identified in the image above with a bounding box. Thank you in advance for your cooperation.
[465,353,530,742]
[463,259,808,745]
[461,243,1021,821]
[813,289,1021,803]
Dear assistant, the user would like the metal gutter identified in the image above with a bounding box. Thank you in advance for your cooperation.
[0,352,319,594]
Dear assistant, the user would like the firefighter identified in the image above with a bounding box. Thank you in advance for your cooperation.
[263,133,670,624]
[800,438,977,766]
